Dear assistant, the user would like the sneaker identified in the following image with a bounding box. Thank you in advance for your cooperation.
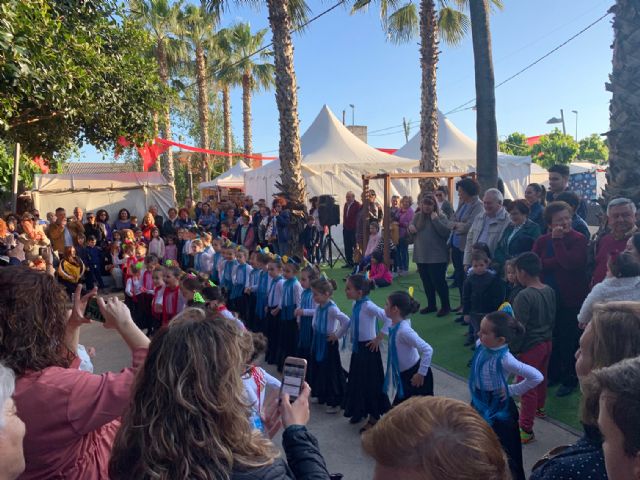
[520,428,535,444]
[325,406,340,414]
[535,408,547,419]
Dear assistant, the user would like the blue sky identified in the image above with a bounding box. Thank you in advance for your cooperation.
[82,0,613,161]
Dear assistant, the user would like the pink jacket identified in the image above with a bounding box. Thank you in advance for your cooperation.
[14,347,148,479]
[370,262,392,284]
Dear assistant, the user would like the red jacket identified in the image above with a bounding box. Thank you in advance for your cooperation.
[532,230,589,309]
[343,200,361,231]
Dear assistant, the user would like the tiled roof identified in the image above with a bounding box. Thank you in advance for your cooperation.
[61,162,137,175]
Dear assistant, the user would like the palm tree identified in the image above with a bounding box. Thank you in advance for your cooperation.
[177,5,219,182]
[130,0,182,187]
[469,0,502,194]
[604,0,640,205]
[228,23,275,161]
[352,0,468,193]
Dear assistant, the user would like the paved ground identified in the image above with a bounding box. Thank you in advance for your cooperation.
[82,322,579,479]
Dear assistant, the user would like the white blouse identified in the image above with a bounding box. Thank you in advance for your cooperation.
[312,303,351,338]
[232,263,254,287]
[351,300,392,342]
[392,319,433,375]
[280,281,303,308]
[266,277,284,307]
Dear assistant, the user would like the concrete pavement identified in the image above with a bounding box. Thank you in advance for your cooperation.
[81,322,579,479]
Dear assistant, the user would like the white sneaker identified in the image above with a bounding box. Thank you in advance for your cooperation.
[325,405,340,414]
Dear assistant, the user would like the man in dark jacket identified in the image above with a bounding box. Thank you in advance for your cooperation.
[342,191,361,268]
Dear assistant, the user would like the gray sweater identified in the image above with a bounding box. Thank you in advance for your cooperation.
[411,212,451,264]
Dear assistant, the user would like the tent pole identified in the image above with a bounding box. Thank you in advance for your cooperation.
[383,174,391,268]
[11,143,20,213]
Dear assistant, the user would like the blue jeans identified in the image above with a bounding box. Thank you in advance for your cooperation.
[396,237,409,272]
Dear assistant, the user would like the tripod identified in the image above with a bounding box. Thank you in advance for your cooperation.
[324,225,346,268]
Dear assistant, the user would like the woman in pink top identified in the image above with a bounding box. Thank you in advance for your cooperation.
[0,267,150,479]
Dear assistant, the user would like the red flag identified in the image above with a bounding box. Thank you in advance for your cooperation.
[32,156,50,174]
[138,141,170,171]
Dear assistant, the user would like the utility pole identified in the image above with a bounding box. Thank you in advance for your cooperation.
[11,143,20,212]
[402,118,411,143]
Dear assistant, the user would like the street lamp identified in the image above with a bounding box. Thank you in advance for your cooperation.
[349,104,355,126]
[546,109,566,135]
[572,110,578,141]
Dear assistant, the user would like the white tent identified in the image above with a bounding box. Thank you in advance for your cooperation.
[32,172,174,219]
[394,111,534,199]
[198,161,251,192]
[245,105,422,203]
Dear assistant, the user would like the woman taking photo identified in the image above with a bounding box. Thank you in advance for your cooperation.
[109,308,331,480]
[525,183,546,232]
[493,200,541,272]
[408,196,451,316]
[0,267,149,479]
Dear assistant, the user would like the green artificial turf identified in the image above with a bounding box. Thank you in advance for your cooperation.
[321,261,582,431]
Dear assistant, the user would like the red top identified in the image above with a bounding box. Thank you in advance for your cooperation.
[591,233,630,287]
[14,347,148,479]
[343,200,362,231]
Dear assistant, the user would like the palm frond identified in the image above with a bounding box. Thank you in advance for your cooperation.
[386,3,419,44]
[438,7,469,46]
[252,63,276,91]
[350,0,371,14]
[288,0,312,31]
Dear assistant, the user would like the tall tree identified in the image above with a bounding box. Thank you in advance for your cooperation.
[229,23,275,160]
[531,129,579,169]
[352,0,468,193]
[604,0,640,204]
[468,0,501,194]
[130,0,182,187]
[578,134,608,164]
[178,5,219,182]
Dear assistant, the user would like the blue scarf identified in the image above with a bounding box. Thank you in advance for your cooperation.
[281,277,299,321]
[222,260,236,290]
[383,321,405,400]
[231,264,247,300]
[298,289,314,349]
[211,252,221,283]
[468,344,511,425]
[350,297,369,353]
[194,252,202,272]
[268,275,283,307]
[312,300,335,362]
[255,270,269,320]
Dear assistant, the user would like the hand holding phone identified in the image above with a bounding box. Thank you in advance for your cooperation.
[280,357,307,403]
[280,382,311,429]
[85,297,105,323]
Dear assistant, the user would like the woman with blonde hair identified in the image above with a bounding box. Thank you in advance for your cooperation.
[362,396,510,480]
[109,308,331,480]
[531,301,640,480]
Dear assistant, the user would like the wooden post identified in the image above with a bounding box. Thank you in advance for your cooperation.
[361,176,370,254]
[11,143,20,213]
[383,174,391,267]
[447,177,455,204]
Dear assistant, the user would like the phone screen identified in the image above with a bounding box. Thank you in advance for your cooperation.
[281,362,306,401]
[85,298,105,323]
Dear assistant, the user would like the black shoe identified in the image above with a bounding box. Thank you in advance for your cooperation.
[556,384,576,398]
[420,306,437,315]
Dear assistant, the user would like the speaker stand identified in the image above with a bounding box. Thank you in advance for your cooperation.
[324,226,346,268]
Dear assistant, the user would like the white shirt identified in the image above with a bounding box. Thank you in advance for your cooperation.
[473,341,543,397]
[577,276,640,326]
[280,280,303,308]
[76,344,94,373]
[267,277,284,307]
[219,307,245,330]
[312,303,351,338]
[197,246,215,275]
[350,300,392,343]
[392,319,434,376]
[125,276,144,298]
[242,367,281,414]
[153,286,164,311]
[233,263,254,287]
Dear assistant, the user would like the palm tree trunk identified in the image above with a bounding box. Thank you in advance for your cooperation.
[157,39,175,187]
[266,0,307,256]
[195,44,210,182]
[418,0,440,195]
[604,0,640,205]
[222,84,233,169]
[242,72,253,166]
[469,0,498,194]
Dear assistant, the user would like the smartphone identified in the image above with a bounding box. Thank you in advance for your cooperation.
[85,297,105,323]
[280,357,307,402]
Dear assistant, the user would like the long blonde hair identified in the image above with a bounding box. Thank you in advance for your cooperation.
[109,308,278,479]
[362,396,510,480]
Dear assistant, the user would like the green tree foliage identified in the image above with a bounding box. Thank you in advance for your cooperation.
[531,129,579,169]
[578,133,609,164]
[499,132,531,156]
[0,141,38,196]
[0,0,167,157]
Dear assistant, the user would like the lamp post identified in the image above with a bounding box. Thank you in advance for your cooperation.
[572,110,578,141]
[349,104,355,125]
[546,109,566,135]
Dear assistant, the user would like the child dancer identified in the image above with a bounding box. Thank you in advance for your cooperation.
[150,268,165,335]
[139,254,159,332]
[196,233,215,278]
[106,243,125,290]
[264,257,284,365]
[210,237,223,284]
[202,285,245,331]
[251,251,271,333]
[277,258,303,371]
[294,265,320,363]
[164,235,178,266]
[383,290,434,405]
[221,243,238,299]
[244,250,261,331]
[230,247,252,320]
[469,311,542,480]
[343,274,391,431]
[125,262,144,328]
[309,277,350,413]
[148,227,165,259]
[180,273,204,307]
[162,265,184,327]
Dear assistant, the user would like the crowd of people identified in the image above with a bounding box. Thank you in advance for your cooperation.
[0,161,639,479]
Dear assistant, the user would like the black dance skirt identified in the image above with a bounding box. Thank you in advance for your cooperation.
[264,309,280,364]
[393,362,434,406]
[343,342,391,420]
[276,319,299,372]
[309,340,346,408]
